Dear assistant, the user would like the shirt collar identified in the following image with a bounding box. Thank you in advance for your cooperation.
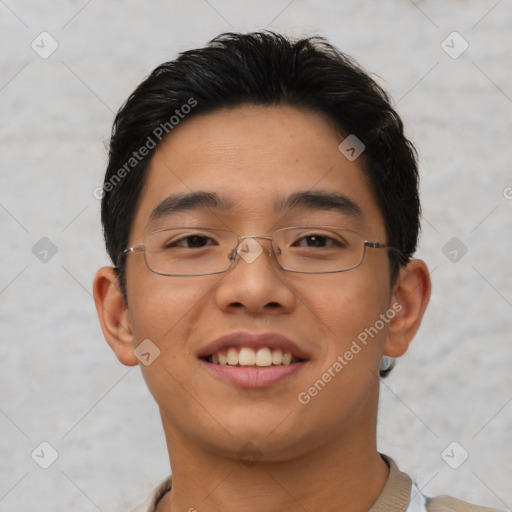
[369,454,414,512]
[131,454,413,512]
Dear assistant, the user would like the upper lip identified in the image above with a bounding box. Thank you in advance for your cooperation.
[198,331,310,361]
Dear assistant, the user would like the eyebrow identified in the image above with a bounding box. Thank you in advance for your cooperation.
[274,190,362,218]
[150,191,234,222]
[149,189,362,223]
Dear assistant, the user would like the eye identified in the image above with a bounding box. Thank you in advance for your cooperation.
[293,234,345,248]
[166,234,215,249]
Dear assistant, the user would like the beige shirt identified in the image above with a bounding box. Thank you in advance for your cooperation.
[130,455,503,512]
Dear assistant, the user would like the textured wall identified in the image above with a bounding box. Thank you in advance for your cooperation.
[1,1,511,510]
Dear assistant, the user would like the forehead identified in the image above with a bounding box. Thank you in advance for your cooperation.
[130,105,385,238]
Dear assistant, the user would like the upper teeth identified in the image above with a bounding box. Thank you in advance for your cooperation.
[210,347,294,367]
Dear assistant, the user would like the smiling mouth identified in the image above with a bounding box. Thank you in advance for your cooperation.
[203,346,305,367]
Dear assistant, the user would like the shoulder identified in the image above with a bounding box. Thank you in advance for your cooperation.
[427,495,505,512]
[377,454,504,512]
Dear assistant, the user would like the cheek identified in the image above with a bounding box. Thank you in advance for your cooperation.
[290,274,390,425]
[126,267,215,344]
[126,273,216,417]
[297,272,390,348]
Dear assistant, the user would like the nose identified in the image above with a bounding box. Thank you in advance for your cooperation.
[214,236,296,314]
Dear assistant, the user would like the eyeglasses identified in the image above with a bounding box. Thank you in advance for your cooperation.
[119,226,403,276]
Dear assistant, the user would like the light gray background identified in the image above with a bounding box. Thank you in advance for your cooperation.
[1,1,511,511]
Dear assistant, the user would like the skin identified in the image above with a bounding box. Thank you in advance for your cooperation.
[94,105,431,512]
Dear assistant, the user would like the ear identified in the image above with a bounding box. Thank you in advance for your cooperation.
[384,259,431,358]
[93,267,138,366]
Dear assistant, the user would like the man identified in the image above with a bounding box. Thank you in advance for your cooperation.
[93,31,501,511]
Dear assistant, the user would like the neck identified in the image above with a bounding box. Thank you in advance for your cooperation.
[157,415,388,512]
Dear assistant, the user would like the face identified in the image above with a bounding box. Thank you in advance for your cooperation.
[117,105,401,461]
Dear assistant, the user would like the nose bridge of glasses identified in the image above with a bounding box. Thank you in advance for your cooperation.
[231,234,278,265]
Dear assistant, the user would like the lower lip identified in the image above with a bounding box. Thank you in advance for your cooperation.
[200,360,307,388]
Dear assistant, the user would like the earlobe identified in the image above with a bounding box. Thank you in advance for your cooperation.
[93,267,139,366]
[383,259,431,358]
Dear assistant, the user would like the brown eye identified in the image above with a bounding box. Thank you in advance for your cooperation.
[166,235,214,249]
[294,234,344,248]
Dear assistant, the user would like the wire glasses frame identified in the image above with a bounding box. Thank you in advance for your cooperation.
[118,225,405,276]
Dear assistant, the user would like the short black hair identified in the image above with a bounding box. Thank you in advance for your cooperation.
[101,31,420,376]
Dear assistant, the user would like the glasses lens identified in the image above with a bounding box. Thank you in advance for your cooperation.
[144,227,237,276]
[273,227,365,273]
